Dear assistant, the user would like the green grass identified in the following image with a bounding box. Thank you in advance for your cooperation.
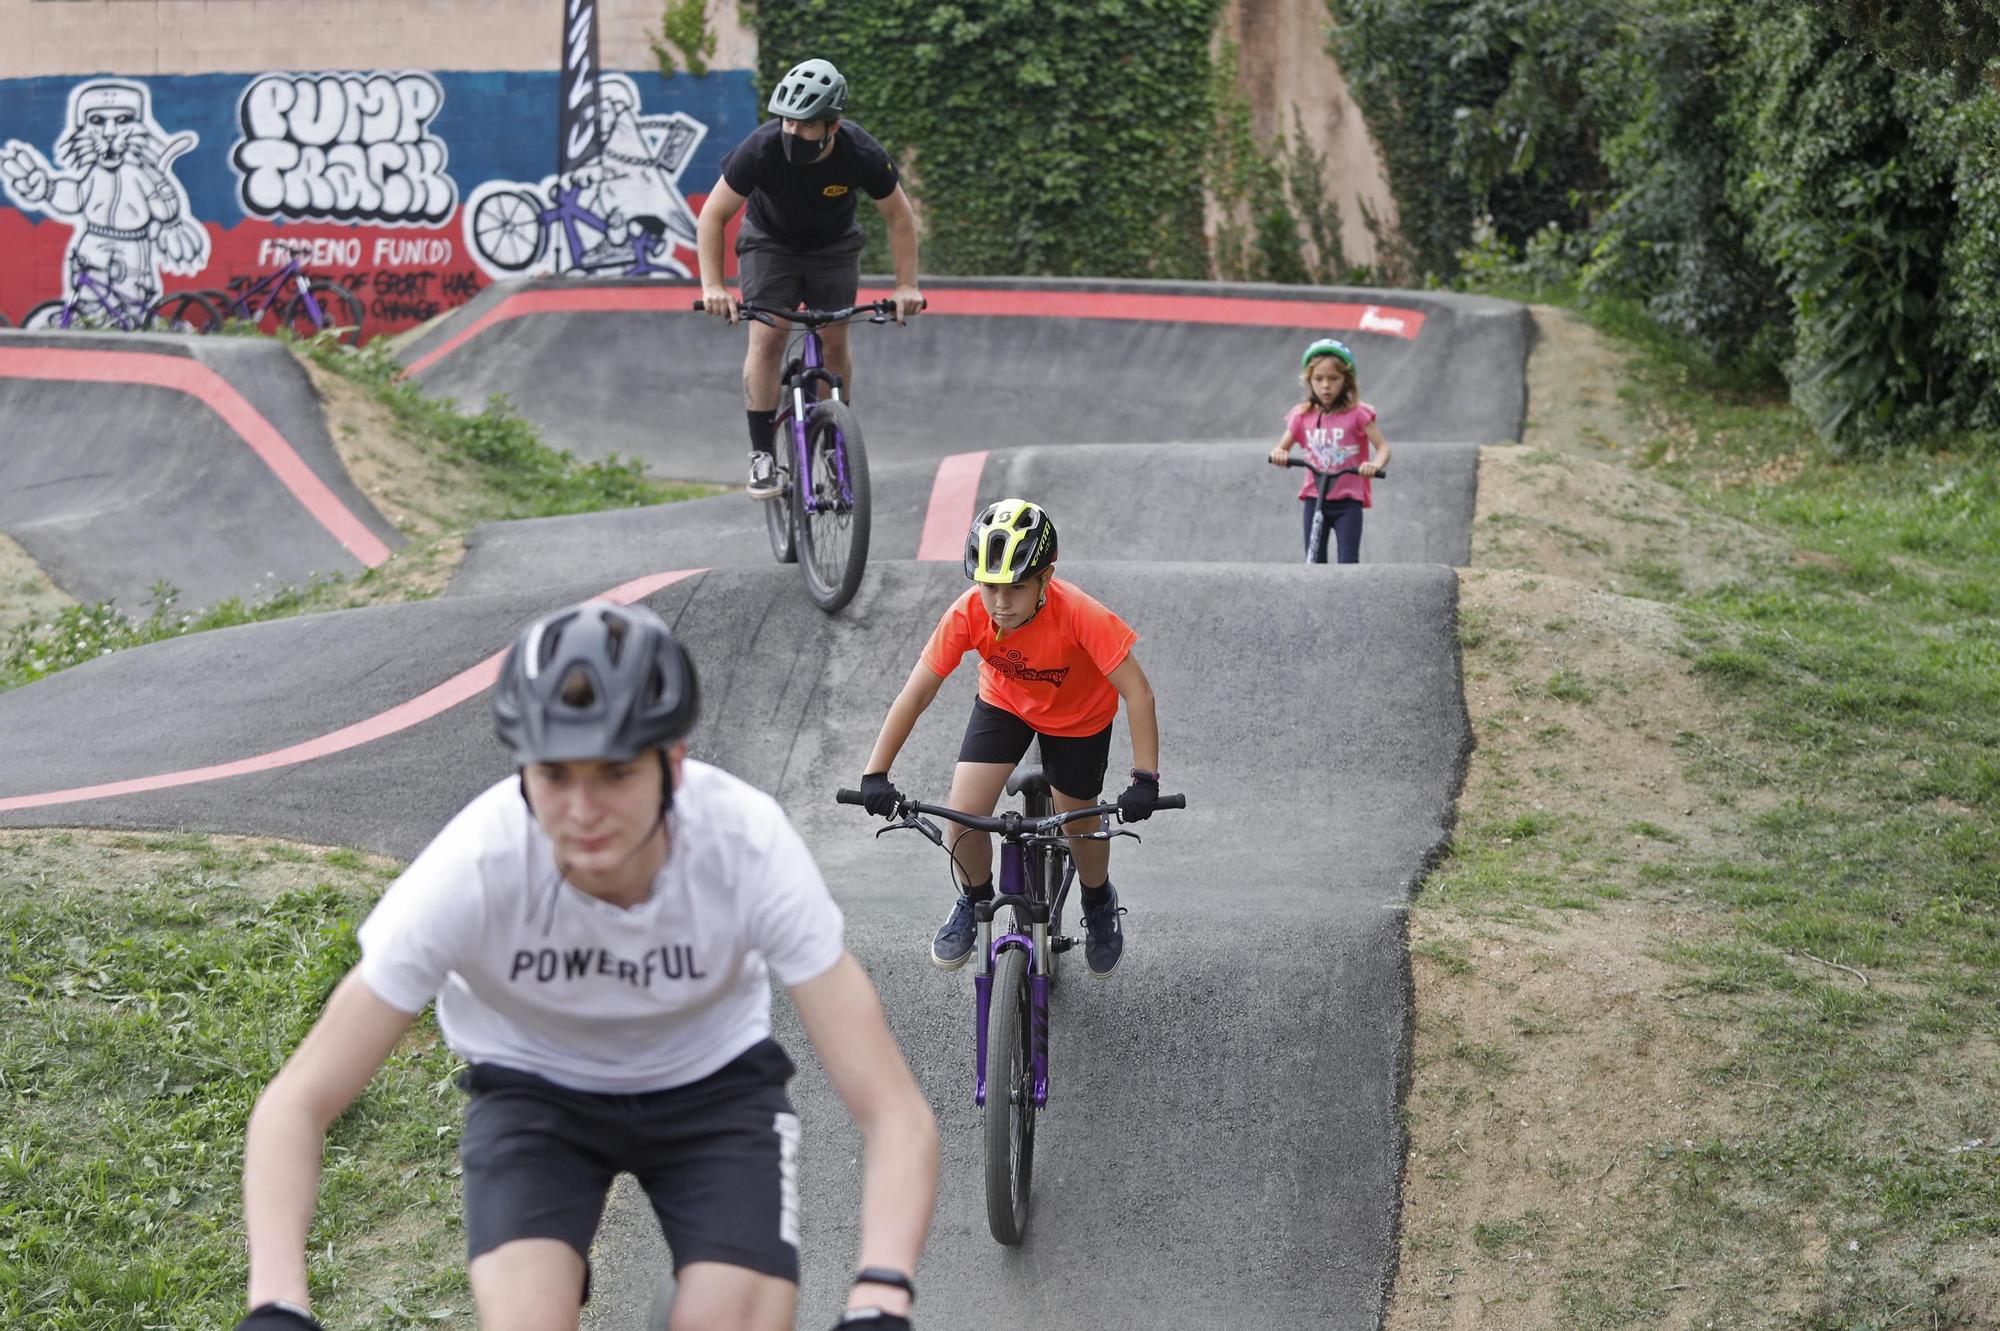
[1428,287,2000,1326]
[1,337,716,696]
[0,835,466,1329]
[301,339,703,520]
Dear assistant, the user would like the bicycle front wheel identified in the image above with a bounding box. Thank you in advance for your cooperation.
[983,942,1036,1245]
[145,290,224,334]
[794,398,871,612]
[283,279,365,343]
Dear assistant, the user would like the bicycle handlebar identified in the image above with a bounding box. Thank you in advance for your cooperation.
[835,789,1186,833]
[1284,458,1387,481]
[690,296,926,328]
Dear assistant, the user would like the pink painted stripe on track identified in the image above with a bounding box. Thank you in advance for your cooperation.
[0,346,392,566]
[0,569,704,812]
[403,286,1427,376]
[917,451,989,561]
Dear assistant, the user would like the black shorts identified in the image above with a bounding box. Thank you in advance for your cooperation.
[457,1039,802,1294]
[736,218,865,312]
[958,696,1113,800]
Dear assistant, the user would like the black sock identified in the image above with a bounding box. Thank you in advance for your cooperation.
[1081,881,1112,913]
[962,878,994,903]
[746,408,777,455]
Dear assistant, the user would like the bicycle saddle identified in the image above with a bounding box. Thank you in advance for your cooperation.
[1005,765,1050,798]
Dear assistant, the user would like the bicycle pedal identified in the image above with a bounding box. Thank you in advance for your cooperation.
[1051,935,1076,953]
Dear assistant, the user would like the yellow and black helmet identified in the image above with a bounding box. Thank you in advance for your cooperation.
[965,499,1058,585]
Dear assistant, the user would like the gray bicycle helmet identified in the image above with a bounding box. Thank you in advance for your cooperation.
[767,58,848,122]
[493,600,699,767]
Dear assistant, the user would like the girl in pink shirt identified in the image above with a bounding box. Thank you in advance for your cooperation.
[1267,337,1392,564]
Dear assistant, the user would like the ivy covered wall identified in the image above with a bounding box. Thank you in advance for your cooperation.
[748,0,1226,279]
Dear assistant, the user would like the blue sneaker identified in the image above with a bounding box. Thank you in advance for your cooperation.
[1081,886,1126,979]
[932,894,979,970]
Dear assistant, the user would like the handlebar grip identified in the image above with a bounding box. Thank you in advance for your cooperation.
[690,299,703,311]
[1156,793,1186,810]
[835,788,866,806]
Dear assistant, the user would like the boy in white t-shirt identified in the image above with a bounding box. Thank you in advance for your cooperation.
[234,601,937,1331]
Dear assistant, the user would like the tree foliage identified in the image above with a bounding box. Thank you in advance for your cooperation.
[748,0,1223,278]
[1810,0,2000,91]
[1328,0,2000,442]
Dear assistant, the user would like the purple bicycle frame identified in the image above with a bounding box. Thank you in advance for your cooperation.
[973,841,1052,1110]
[785,328,856,515]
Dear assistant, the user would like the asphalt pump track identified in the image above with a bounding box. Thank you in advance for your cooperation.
[0,331,399,610]
[0,278,1529,1329]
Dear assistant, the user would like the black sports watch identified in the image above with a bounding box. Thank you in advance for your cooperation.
[853,1266,917,1304]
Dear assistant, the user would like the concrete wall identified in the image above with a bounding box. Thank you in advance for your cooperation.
[0,0,1398,309]
[0,0,756,78]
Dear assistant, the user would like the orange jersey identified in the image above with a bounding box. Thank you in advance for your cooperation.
[920,578,1138,737]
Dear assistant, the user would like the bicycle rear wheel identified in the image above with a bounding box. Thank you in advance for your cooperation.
[763,428,797,564]
[983,941,1036,1245]
[145,290,223,334]
[283,278,365,343]
[794,398,871,612]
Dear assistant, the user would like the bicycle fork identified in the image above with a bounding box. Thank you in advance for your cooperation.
[973,843,1051,1110]
[787,358,855,513]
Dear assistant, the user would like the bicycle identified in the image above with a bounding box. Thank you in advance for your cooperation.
[22,268,222,334]
[1282,456,1387,565]
[474,178,690,277]
[694,297,917,612]
[837,768,1186,1244]
[200,255,364,343]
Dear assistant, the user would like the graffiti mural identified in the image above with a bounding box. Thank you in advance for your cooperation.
[464,74,704,281]
[233,70,456,226]
[0,80,211,318]
[0,68,756,337]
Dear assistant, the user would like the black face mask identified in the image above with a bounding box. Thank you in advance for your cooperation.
[782,126,830,166]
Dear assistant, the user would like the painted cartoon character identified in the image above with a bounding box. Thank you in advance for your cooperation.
[0,80,210,312]
[581,76,700,260]
[464,74,706,281]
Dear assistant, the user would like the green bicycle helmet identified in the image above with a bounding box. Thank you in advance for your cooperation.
[1301,337,1356,372]
[965,499,1058,586]
[767,59,849,122]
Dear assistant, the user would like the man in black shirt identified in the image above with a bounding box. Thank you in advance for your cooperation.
[697,58,925,499]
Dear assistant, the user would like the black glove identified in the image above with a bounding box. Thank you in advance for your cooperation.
[235,1304,325,1331]
[833,1313,912,1331]
[860,771,904,818]
[1117,770,1161,822]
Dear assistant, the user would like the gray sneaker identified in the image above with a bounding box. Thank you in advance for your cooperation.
[931,894,979,970]
[747,451,782,501]
[1081,886,1126,979]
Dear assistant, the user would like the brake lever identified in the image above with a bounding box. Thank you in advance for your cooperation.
[874,812,944,848]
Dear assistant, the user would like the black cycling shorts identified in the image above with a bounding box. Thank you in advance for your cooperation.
[735,218,865,312]
[457,1039,802,1296]
[958,696,1113,801]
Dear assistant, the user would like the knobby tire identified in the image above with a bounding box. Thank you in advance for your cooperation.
[764,423,798,564]
[146,290,224,334]
[983,941,1035,1245]
[284,278,365,344]
[795,398,870,612]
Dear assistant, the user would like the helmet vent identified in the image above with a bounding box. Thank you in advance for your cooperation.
[603,615,627,664]
[559,665,598,708]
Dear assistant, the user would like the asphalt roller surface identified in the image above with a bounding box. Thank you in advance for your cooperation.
[0,561,1465,1329]
[402,276,1528,483]
[0,331,399,609]
[443,439,1479,600]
